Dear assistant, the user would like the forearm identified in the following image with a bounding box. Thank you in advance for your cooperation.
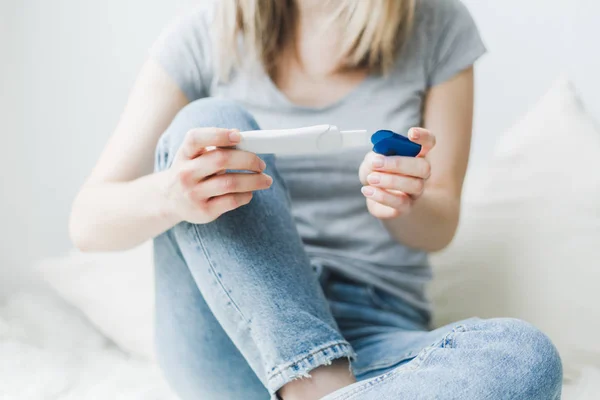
[69,171,178,252]
[383,187,460,252]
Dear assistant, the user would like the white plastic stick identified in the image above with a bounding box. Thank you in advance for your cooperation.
[237,125,370,155]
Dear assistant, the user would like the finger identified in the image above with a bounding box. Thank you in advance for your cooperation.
[184,149,266,181]
[207,192,253,216]
[366,173,424,196]
[366,152,431,179]
[194,173,273,198]
[408,128,436,157]
[361,186,411,211]
[359,154,373,185]
[181,128,241,159]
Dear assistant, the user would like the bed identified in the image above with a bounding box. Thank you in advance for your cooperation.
[0,291,176,400]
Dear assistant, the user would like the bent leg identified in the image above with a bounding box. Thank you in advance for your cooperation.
[154,98,354,397]
[325,317,563,400]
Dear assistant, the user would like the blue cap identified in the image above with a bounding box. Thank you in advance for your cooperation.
[371,130,421,157]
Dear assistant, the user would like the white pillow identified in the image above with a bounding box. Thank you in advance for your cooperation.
[36,242,156,360]
[429,78,600,379]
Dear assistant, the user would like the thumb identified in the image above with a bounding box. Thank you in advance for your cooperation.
[408,128,436,157]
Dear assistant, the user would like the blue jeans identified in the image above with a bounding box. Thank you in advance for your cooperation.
[153,98,563,400]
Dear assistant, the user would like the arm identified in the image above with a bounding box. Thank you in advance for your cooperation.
[69,59,188,251]
[70,59,271,252]
[359,67,474,252]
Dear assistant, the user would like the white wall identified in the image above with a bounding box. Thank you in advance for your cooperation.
[0,0,197,294]
[463,0,600,164]
[1,0,598,295]
[1,1,29,293]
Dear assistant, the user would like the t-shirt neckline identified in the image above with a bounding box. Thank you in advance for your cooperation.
[261,68,377,113]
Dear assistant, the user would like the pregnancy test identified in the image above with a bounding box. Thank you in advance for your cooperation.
[237,125,371,155]
[236,125,421,157]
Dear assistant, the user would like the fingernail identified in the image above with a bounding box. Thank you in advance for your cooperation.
[259,159,267,170]
[361,186,375,197]
[367,174,380,185]
[372,156,385,168]
[410,128,420,140]
[265,174,273,186]
[229,130,241,142]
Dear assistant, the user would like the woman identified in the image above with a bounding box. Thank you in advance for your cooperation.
[70,0,562,399]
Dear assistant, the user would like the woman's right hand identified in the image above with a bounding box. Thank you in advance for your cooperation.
[162,127,273,225]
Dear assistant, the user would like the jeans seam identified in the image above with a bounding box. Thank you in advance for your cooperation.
[191,223,249,324]
[353,350,416,376]
[443,324,466,349]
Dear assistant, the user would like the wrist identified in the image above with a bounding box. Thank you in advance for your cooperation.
[155,170,182,227]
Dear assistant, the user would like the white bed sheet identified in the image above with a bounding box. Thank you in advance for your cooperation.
[0,289,598,399]
[0,291,176,400]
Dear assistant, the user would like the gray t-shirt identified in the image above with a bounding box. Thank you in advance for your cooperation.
[151,0,486,315]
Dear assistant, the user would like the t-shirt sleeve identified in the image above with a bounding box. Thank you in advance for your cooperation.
[149,6,214,101]
[424,0,486,87]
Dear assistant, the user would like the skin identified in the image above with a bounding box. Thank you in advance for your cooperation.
[69,0,475,398]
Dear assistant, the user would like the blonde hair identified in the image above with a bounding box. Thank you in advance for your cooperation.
[215,0,415,81]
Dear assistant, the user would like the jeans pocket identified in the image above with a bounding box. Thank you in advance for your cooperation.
[326,281,376,307]
[368,286,431,328]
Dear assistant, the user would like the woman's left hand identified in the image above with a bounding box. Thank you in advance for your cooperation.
[359,128,436,220]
